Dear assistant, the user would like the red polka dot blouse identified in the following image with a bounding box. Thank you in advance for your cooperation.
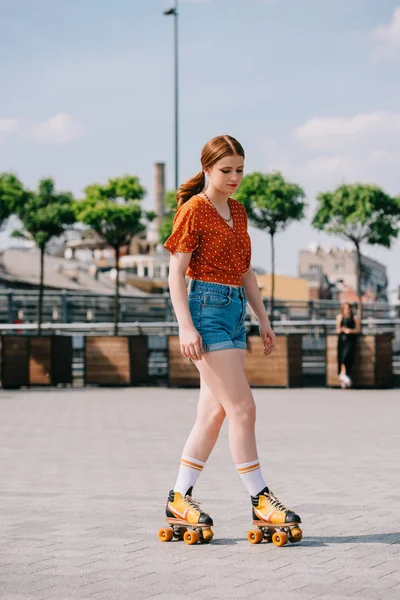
[163,195,252,286]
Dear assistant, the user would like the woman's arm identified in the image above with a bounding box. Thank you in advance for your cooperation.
[242,267,276,355]
[242,267,269,321]
[336,314,343,334]
[168,252,203,361]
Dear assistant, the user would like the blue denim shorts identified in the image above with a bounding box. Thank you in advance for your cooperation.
[186,279,248,353]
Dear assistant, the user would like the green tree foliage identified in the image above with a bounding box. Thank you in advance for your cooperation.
[75,176,153,334]
[158,190,177,244]
[313,183,400,321]
[12,178,75,333]
[235,172,306,323]
[0,173,30,230]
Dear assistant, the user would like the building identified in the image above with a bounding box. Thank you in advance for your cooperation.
[256,274,310,301]
[299,243,388,302]
[0,247,147,296]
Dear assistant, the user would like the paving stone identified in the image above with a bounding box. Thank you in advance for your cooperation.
[0,387,399,600]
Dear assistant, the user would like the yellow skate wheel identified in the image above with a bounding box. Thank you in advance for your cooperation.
[289,526,302,543]
[183,530,200,545]
[201,528,214,543]
[158,527,174,542]
[272,531,288,547]
[248,529,263,544]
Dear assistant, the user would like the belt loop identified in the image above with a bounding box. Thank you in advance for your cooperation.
[191,279,196,291]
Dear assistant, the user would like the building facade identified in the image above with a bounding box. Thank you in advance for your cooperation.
[299,244,388,302]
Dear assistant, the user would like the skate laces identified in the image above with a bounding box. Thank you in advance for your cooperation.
[266,490,289,513]
[184,495,201,511]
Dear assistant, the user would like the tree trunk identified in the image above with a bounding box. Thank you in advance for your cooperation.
[270,233,275,326]
[114,246,120,336]
[37,245,45,335]
[355,241,363,327]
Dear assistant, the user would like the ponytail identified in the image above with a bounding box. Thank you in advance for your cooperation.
[176,171,205,209]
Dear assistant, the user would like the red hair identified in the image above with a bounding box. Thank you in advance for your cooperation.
[340,302,354,317]
[176,135,245,208]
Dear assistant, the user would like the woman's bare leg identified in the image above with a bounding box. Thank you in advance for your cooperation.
[193,348,258,464]
[182,349,247,461]
[181,376,226,462]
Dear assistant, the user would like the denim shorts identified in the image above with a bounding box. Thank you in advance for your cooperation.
[186,279,248,353]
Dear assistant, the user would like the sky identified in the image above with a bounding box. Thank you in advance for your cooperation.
[1,0,400,294]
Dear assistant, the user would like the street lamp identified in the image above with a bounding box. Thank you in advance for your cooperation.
[163,1,179,190]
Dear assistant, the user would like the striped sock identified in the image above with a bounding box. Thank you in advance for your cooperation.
[236,459,266,496]
[173,455,205,496]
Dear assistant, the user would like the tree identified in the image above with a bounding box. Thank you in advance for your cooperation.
[12,178,76,334]
[75,176,154,335]
[312,183,400,322]
[158,190,177,244]
[235,172,306,323]
[0,173,30,230]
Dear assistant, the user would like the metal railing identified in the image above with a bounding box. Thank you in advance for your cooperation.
[1,288,399,325]
[1,318,399,335]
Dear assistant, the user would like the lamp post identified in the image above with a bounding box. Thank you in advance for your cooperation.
[163,1,179,190]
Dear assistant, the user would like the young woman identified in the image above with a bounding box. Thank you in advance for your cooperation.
[162,135,301,541]
[336,302,361,388]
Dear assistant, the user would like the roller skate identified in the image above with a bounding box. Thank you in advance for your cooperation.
[158,486,214,545]
[247,486,303,547]
[339,373,352,389]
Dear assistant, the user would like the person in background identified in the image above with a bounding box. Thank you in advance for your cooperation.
[336,302,361,388]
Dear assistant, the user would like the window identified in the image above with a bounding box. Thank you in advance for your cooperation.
[309,264,321,273]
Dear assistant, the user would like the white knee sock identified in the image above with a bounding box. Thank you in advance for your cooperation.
[173,455,205,496]
[236,459,266,496]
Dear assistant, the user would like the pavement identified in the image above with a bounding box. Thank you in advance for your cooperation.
[0,387,399,600]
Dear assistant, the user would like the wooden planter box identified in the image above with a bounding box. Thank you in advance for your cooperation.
[244,335,302,388]
[326,334,393,388]
[1,336,29,388]
[167,334,302,388]
[84,336,149,386]
[0,335,73,389]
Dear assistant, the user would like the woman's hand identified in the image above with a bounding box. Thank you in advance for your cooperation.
[259,316,276,356]
[180,324,204,361]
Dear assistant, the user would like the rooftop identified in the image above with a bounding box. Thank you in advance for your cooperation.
[0,248,148,296]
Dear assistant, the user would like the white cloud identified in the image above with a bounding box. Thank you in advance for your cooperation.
[28,113,84,144]
[261,109,400,198]
[293,110,400,150]
[0,118,19,134]
[370,6,400,54]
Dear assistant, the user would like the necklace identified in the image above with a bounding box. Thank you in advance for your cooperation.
[202,191,233,224]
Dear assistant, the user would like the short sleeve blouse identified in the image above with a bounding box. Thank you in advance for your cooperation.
[163,195,251,286]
